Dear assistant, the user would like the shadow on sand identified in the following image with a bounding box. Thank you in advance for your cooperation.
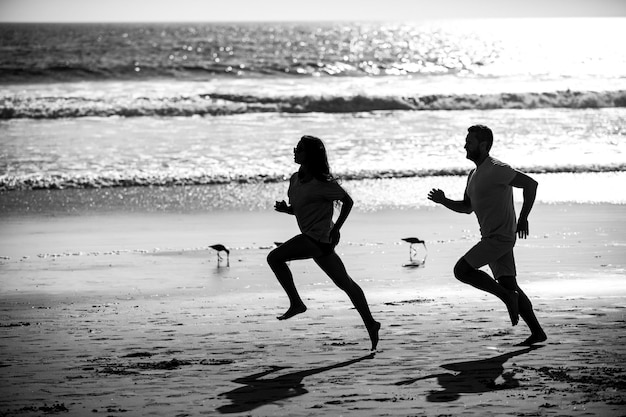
[395,346,543,402]
[217,353,375,413]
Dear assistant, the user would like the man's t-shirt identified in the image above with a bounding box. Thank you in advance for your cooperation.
[288,173,347,243]
[465,156,518,240]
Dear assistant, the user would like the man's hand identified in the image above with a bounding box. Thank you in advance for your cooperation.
[427,188,446,204]
[510,172,537,240]
[517,217,529,239]
[274,200,292,214]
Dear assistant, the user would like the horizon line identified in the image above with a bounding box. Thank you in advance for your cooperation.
[1,15,625,24]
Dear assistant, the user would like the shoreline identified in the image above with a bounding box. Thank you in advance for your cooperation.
[2,171,626,216]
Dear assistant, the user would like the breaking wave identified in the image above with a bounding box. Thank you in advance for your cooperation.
[1,90,624,119]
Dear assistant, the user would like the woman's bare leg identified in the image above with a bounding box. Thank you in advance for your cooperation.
[314,253,381,350]
[267,235,323,320]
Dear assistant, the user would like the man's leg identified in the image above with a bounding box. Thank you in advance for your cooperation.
[498,276,547,345]
[454,257,519,325]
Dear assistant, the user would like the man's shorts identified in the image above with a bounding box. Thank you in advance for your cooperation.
[463,237,516,279]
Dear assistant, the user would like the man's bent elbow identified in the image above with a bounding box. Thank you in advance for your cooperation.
[524,179,538,197]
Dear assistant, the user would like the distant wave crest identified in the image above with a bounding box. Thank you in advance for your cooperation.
[2,164,625,191]
[1,90,625,119]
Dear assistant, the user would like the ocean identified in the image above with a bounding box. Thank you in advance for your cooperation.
[1,18,625,214]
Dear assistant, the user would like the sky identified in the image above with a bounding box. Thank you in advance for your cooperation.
[0,0,625,22]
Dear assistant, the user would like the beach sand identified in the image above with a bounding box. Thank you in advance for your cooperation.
[1,203,625,416]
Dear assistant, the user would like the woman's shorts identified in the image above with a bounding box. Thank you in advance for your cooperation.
[304,234,335,256]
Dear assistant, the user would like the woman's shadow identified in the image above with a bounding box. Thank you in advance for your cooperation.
[216,353,375,414]
[395,346,543,402]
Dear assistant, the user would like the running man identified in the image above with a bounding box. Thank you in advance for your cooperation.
[428,125,546,346]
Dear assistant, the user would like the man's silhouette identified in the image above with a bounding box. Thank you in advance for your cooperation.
[428,125,546,346]
[396,347,542,402]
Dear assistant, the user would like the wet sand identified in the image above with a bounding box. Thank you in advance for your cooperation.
[1,203,625,416]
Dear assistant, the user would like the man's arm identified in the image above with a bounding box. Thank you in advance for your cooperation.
[509,172,538,239]
[427,188,473,214]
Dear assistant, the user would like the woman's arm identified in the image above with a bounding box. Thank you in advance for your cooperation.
[274,200,294,215]
[333,193,353,230]
[330,193,353,246]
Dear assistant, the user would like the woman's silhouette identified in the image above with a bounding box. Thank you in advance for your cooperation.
[267,135,380,351]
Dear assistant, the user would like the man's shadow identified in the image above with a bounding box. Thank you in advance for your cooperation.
[395,346,543,402]
[216,353,375,414]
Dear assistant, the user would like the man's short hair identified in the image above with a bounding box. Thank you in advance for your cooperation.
[468,125,493,152]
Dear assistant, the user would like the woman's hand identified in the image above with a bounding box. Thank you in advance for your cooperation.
[274,200,293,214]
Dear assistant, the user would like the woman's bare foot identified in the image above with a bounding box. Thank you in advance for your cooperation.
[515,331,547,346]
[277,304,307,320]
[368,321,381,351]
